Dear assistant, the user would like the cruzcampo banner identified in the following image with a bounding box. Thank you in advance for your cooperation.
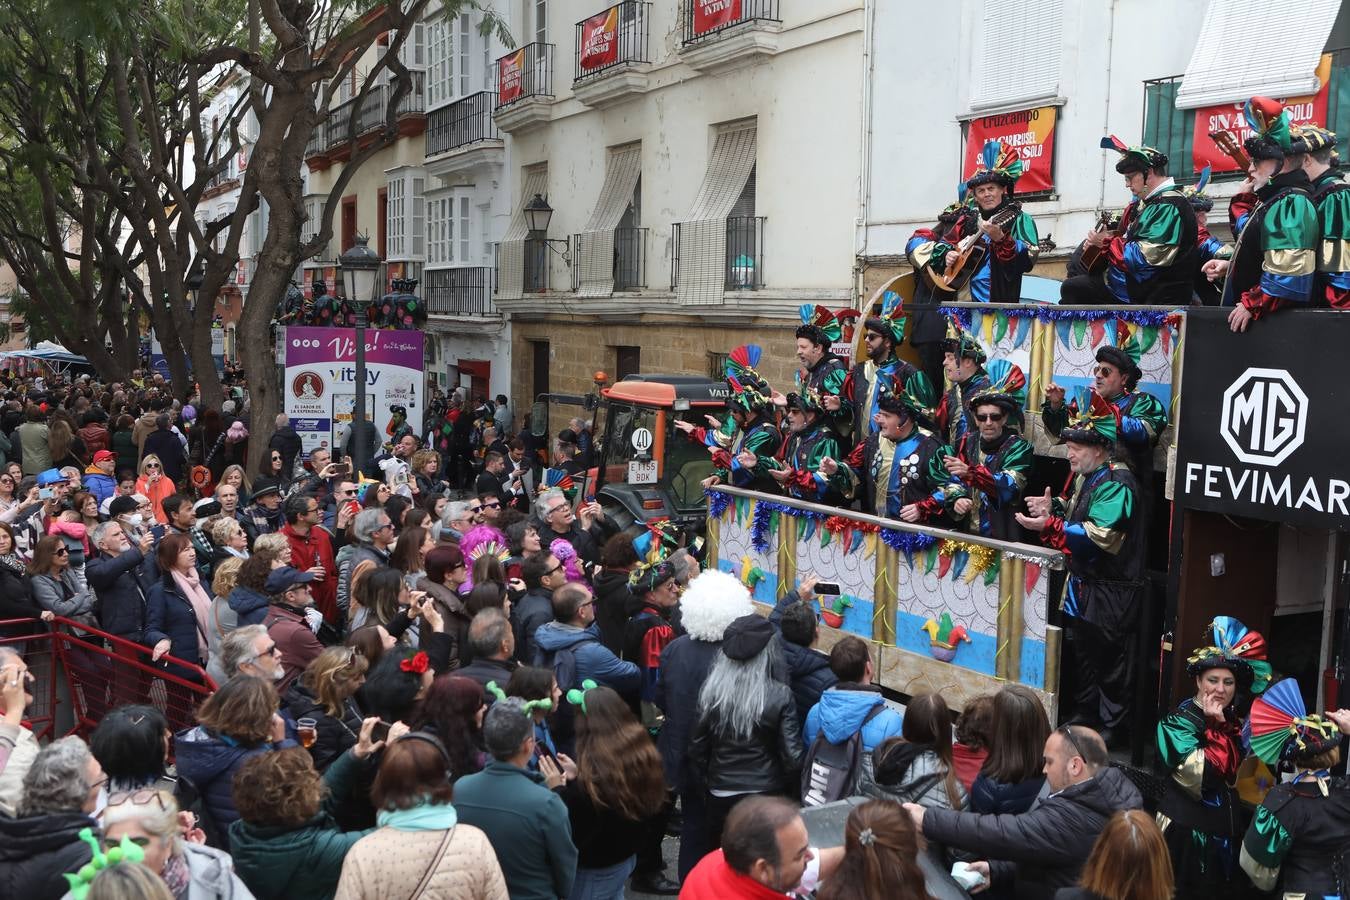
[963,105,1058,194]
[693,0,740,37]
[498,49,525,105]
[1192,54,1331,175]
[580,6,619,71]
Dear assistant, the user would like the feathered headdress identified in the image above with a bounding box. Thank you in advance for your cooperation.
[630,520,680,593]
[1096,321,1144,386]
[1187,616,1273,695]
[967,359,1027,429]
[796,304,842,347]
[1059,387,1120,446]
[725,345,773,413]
[1243,97,1295,161]
[785,386,826,415]
[875,371,933,425]
[459,524,510,591]
[941,316,987,364]
[863,289,908,347]
[1100,134,1168,174]
[1184,165,1214,212]
[1244,678,1340,765]
[966,139,1026,192]
[542,468,578,501]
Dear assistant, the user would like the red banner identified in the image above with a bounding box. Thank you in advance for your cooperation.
[580,7,620,71]
[498,50,525,105]
[1191,54,1331,174]
[962,106,1058,195]
[693,0,741,37]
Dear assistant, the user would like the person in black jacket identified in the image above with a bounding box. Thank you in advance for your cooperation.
[908,725,1143,900]
[769,589,837,724]
[970,684,1051,830]
[284,646,368,773]
[267,413,303,484]
[688,614,804,852]
[142,414,186,484]
[0,522,48,636]
[86,520,158,707]
[455,608,519,703]
[592,533,637,654]
[514,551,565,666]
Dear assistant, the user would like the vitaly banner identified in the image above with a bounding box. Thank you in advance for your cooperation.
[282,326,425,460]
[1175,308,1350,530]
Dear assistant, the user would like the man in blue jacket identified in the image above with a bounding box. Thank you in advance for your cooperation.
[803,635,904,752]
[532,582,639,698]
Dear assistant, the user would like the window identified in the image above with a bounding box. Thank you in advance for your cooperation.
[531,340,550,400]
[300,195,322,246]
[427,190,475,266]
[459,14,472,96]
[615,346,640,381]
[400,20,427,69]
[967,0,1062,111]
[428,195,451,265]
[458,195,471,263]
[708,351,729,380]
[428,17,451,107]
[674,122,757,304]
[387,177,405,258]
[411,177,426,258]
[534,0,547,45]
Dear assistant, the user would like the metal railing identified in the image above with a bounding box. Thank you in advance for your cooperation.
[310,71,427,156]
[570,227,648,291]
[670,217,766,291]
[425,266,497,316]
[524,237,550,292]
[495,43,554,110]
[206,167,239,190]
[682,0,780,45]
[427,91,500,155]
[574,2,650,83]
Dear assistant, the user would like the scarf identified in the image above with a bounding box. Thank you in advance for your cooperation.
[162,850,191,899]
[171,568,213,663]
[375,798,458,831]
[0,552,23,577]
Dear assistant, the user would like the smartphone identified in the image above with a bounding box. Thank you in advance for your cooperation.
[370,720,391,742]
[345,500,360,518]
[814,581,842,596]
[330,462,352,476]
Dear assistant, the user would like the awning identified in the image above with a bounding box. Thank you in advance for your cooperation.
[675,123,757,305]
[967,0,1063,112]
[497,167,550,300]
[1175,0,1340,109]
[574,144,642,298]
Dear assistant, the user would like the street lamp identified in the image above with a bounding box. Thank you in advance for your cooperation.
[523,193,571,267]
[339,233,383,476]
[186,256,205,311]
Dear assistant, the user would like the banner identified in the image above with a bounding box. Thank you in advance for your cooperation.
[282,326,425,459]
[693,0,740,37]
[580,6,620,71]
[1175,309,1350,530]
[498,50,525,105]
[1191,54,1331,174]
[150,328,224,379]
[962,106,1058,195]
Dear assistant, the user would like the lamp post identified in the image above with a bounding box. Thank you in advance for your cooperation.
[340,233,382,477]
[523,193,571,268]
[186,256,205,312]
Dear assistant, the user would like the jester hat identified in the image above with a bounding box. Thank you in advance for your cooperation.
[1096,321,1144,387]
[1100,134,1169,175]
[796,304,841,348]
[1293,123,1338,155]
[864,289,908,347]
[1184,165,1214,212]
[630,520,681,593]
[966,139,1025,193]
[967,359,1027,426]
[785,387,825,416]
[1186,615,1272,694]
[941,317,987,364]
[1244,97,1297,161]
[1058,387,1120,447]
[724,345,773,413]
[1244,678,1340,765]
[875,372,933,425]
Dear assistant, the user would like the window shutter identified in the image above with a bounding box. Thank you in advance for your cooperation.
[677,123,757,305]
[459,196,471,264]
[968,0,1063,111]
[498,166,549,299]
[1175,0,1339,108]
[576,144,642,297]
[412,177,426,258]
[387,177,403,259]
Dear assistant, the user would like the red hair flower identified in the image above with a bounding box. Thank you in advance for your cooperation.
[400,651,429,675]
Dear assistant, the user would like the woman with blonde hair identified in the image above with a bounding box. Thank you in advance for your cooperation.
[219,464,250,498]
[206,558,245,684]
[816,799,933,900]
[1056,809,1174,900]
[85,861,176,900]
[48,414,85,470]
[135,455,175,524]
[251,533,291,567]
[284,646,370,771]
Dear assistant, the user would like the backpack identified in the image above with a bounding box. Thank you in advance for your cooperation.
[801,703,885,807]
[545,642,587,755]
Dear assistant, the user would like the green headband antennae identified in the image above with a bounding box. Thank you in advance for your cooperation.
[566,679,599,715]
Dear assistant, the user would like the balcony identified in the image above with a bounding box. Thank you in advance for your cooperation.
[571,227,648,292]
[493,43,554,133]
[572,2,651,109]
[671,216,766,291]
[425,91,503,175]
[425,267,497,317]
[678,0,780,74]
[305,72,427,168]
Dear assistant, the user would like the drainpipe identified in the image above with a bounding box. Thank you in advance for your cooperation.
[854,0,877,303]
[1098,0,1119,212]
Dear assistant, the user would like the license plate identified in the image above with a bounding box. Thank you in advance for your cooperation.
[628,460,658,484]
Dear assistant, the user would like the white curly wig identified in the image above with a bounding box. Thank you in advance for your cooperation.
[678,568,753,642]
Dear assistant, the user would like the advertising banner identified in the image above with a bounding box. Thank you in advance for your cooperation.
[498,50,525,105]
[580,6,620,71]
[962,105,1058,195]
[282,326,425,460]
[1175,309,1350,530]
[1191,55,1331,174]
[150,328,225,379]
[693,0,740,37]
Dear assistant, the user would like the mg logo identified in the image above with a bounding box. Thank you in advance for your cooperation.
[1219,367,1308,466]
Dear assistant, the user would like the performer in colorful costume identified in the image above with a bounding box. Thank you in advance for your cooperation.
[824,374,945,523]
[1186,166,1231,305]
[795,304,851,440]
[623,522,682,721]
[769,389,848,505]
[1209,97,1319,332]
[904,190,974,393]
[1240,677,1350,898]
[843,290,936,447]
[938,360,1033,540]
[1297,123,1350,309]
[677,344,782,494]
[1015,390,1143,746]
[1061,136,1199,305]
[933,319,991,448]
[1156,617,1272,894]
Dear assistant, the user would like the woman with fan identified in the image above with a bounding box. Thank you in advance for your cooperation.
[1155,616,1272,896]
[1239,678,1350,898]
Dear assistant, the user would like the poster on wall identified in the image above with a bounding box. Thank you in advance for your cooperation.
[1191,55,1331,174]
[962,105,1058,194]
[282,326,425,460]
[150,328,225,379]
[579,6,619,71]
[498,50,525,104]
[693,0,741,37]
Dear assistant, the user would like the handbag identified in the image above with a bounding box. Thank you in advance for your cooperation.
[407,826,455,900]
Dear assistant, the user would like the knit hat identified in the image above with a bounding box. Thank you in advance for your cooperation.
[678,569,753,642]
[721,614,775,661]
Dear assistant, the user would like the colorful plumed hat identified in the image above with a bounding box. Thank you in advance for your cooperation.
[967,359,1027,426]
[796,304,842,347]
[937,183,973,227]
[863,289,908,347]
[1293,123,1338,156]
[542,468,578,501]
[1096,321,1144,385]
[966,139,1025,192]
[875,372,933,425]
[941,317,987,364]
[724,345,773,413]
[64,829,146,900]
[630,520,681,593]
[1100,134,1169,174]
[785,386,825,415]
[1244,97,1297,161]
[1244,678,1340,765]
[1058,387,1120,447]
[1187,616,1273,694]
[1184,165,1214,212]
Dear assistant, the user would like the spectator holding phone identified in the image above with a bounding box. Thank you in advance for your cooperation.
[281,494,339,626]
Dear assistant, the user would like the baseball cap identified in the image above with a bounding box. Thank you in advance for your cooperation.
[36,469,65,487]
[93,450,116,464]
[264,565,317,595]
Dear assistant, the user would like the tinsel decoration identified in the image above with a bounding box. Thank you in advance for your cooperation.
[706,489,733,520]
[750,500,796,552]
[938,539,1000,581]
[880,528,938,556]
[939,305,1176,328]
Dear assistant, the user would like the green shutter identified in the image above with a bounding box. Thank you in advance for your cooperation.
[1328,59,1350,142]
[1143,79,1196,182]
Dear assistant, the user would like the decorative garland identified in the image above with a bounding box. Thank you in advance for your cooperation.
[939,305,1177,328]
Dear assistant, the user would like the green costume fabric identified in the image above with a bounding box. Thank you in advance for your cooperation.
[940,433,1034,539]
[1241,802,1291,890]
[1132,200,1185,268]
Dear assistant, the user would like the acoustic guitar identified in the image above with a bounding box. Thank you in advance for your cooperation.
[1209,130,1252,172]
[927,202,1024,293]
[1078,210,1122,275]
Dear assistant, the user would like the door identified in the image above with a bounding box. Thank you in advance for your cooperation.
[458,359,490,406]
[341,196,357,254]
[531,340,550,400]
